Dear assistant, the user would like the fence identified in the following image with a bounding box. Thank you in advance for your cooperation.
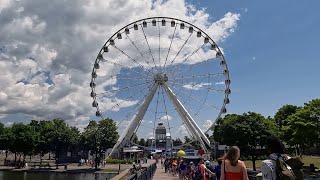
[126,162,157,180]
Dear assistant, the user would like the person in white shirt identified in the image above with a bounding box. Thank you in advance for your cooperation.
[261,135,287,180]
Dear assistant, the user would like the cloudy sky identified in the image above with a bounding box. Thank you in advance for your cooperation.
[0,0,319,139]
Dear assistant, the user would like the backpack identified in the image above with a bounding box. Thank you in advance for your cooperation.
[273,155,296,180]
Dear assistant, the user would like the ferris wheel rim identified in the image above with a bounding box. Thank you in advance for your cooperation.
[90,16,231,149]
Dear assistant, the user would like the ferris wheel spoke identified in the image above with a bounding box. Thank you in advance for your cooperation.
[167,43,206,75]
[163,24,177,69]
[168,33,192,67]
[125,33,156,71]
[160,86,174,148]
[116,87,155,128]
[96,81,151,96]
[140,25,157,69]
[170,58,213,77]
[100,85,151,115]
[166,78,225,93]
[166,82,221,111]
[100,58,151,78]
[113,45,155,75]
[151,87,161,143]
[169,73,224,81]
[158,20,162,72]
[110,76,152,81]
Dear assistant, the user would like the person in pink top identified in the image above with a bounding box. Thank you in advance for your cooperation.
[221,146,249,180]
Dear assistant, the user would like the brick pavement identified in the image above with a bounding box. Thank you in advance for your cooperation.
[153,161,179,180]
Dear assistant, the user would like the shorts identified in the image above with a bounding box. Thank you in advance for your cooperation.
[181,170,187,175]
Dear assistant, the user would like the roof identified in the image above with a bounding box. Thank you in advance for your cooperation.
[123,149,142,153]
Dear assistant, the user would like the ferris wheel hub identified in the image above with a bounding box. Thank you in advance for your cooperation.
[154,73,168,85]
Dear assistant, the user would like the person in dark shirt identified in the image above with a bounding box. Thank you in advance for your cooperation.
[214,159,222,180]
[179,160,187,180]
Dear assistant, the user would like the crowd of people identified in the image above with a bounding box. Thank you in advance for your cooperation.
[160,156,220,180]
[158,135,302,180]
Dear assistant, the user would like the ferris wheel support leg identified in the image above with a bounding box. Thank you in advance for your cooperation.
[175,105,207,151]
[162,83,211,149]
[108,83,159,157]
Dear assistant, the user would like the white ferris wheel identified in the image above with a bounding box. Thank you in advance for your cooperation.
[90,17,231,156]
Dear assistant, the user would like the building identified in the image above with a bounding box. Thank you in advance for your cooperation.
[155,122,167,149]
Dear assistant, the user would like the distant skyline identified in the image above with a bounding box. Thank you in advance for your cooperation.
[0,0,319,138]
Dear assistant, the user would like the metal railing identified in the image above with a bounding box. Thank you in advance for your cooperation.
[126,163,157,180]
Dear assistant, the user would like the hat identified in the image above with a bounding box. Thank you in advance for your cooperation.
[190,161,193,164]
[205,160,210,165]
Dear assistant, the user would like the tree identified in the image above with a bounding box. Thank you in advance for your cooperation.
[213,112,274,171]
[98,118,119,151]
[184,136,192,144]
[132,133,139,144]
[46,119,80,163]
[275,104,300,130]
[304,99,320,152]
[82,118,118,169]
[283,99,320,155]
[173,138,182,147]
[139,138,146,146]
[10,123,35,162]
[0,125,12,162]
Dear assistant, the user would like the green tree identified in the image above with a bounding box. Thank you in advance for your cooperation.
[10,123,35,162]
[275,104,300,130]
[132,133,138,144]
[284,100,320,155]
[184,136,192,144]
[82,118,118,169]
[139,138,146,146]
[304,99,320,152]
[173,138,182,147]
[213,112,273,171]
[0,124,12,162]
[46,119,80,163]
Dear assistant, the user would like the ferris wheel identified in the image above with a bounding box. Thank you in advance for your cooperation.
[90,17,231,156]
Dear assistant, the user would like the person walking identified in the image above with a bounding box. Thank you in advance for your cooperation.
[261,135,297,180]
[205,160,215,180]
[172,157,178,176]
[221,146,248,180]
[214,159,222,180]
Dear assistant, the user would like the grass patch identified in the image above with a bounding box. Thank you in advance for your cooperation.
[244,156,320,170]
[244,160,263,169]
[300,156,320,168]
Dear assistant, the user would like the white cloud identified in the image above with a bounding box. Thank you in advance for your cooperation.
[176,124,189,137]
[215,81,225,85]
[202,120,213,131]
[160,115,172,121]
[183,83,211,90]
[0,0,240,131]
[0,0,12,13]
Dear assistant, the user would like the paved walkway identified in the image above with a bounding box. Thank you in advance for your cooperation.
[153,162,179,180]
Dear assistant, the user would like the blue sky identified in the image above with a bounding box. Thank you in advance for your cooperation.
[188,0,320,117]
